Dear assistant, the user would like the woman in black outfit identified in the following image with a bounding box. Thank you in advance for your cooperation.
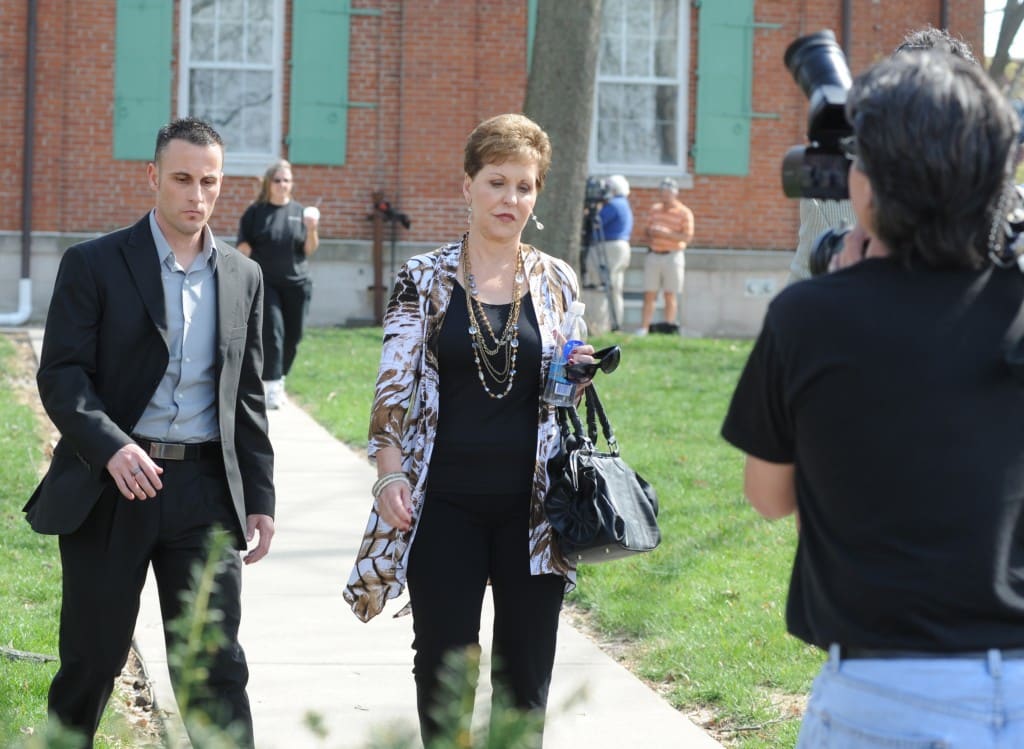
[344,114,596,746]
[237,159,320,408]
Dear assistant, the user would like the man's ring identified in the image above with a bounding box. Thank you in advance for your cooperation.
[130,466,142,476]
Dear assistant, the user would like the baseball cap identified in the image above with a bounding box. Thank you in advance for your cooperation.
[659,177,679,191]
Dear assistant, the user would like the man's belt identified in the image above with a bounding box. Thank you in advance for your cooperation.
[133,437,222,461]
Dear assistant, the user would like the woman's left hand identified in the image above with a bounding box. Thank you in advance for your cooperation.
[568,344,596,388]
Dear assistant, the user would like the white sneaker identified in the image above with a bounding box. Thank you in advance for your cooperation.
[634,328,648,336]
[264,379,284,410]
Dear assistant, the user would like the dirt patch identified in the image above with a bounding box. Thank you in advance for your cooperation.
[4,331,57,458]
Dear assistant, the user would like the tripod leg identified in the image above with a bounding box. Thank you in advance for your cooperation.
[593,241,618,331]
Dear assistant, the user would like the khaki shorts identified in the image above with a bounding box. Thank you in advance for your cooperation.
[643,250,685,293]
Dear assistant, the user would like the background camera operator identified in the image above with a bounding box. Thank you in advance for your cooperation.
[583,174,633,333]
[723,48,1024,746]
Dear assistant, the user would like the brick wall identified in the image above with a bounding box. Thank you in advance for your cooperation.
[0,0,984,252]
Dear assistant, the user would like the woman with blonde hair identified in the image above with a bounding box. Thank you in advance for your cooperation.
[236,159,320,408]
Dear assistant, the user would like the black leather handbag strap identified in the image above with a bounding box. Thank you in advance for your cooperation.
[556,386,619,456]
[582,386,619,455]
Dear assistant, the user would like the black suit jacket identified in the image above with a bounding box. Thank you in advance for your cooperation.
[25,214,275,547]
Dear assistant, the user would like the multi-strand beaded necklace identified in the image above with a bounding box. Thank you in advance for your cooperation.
[461,236,525,399]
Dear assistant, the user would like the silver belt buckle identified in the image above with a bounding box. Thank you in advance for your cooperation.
[148,442,186,460]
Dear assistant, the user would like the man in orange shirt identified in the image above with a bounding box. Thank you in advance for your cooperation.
[639,178,694,334]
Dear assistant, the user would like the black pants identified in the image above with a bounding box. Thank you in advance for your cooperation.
[262,279,312,381]
[406,492,565,746]
[47,457,253,749]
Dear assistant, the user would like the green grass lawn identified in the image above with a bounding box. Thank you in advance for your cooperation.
[0,334,144,749]
[287,327,825,748]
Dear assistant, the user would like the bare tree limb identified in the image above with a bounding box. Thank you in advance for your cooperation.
[990,0,1024,89]
[1,645,57,663]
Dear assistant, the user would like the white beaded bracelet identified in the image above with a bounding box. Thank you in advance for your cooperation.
[372,471,410,499]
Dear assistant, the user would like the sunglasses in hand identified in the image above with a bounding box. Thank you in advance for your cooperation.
[566,345,621,383]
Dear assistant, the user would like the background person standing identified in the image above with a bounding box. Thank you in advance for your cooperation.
[639,177,693,334]
[237,159,320,408]
[26,117,275,749]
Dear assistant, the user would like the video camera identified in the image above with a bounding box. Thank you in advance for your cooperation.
[781,30,853,201]
[585,176,611,207]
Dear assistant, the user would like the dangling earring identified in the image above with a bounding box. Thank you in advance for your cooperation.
[530,212,544,231]
[467,204,473,226]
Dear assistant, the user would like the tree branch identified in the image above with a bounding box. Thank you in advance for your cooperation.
[1,645,57,663]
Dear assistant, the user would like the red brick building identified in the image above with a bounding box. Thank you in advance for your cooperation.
[0,0,983,327]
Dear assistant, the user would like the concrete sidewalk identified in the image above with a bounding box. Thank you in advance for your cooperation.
[26,327,722,748]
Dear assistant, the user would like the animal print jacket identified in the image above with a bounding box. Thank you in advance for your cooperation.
[343,238,579,622]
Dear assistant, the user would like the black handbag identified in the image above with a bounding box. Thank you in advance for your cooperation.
[544,385,661,564]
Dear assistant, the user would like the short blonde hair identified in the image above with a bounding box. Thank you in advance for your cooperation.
[463,114,552,191]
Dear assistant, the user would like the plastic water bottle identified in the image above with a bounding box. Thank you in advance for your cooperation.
[543,301,587,406]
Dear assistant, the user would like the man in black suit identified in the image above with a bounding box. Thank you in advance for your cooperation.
[25,117,275,748]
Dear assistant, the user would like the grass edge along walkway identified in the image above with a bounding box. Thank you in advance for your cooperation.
[0,332,159,748]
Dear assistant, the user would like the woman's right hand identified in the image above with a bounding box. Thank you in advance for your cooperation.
[378,481,414,532]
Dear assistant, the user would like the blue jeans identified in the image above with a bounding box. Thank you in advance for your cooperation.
[797,644,1024,748]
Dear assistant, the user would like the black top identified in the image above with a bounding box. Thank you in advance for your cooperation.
[722,258,1024,652]
[236,201,308,285]
[427,284,541,496]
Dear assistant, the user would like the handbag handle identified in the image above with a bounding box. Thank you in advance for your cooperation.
[582,385,619,455]
[555,385,619,454]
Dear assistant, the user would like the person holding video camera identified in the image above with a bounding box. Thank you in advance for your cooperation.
[723,50,1024,746]
[585,174,633,332]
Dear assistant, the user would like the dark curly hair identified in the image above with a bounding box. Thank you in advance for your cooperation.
[846,52,1019,269]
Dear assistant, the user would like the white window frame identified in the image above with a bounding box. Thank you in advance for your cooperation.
[177,0,285,176]
[590,0,691,186]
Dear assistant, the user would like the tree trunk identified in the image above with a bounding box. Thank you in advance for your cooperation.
[521,0,602,269]
[990,0,1024,89]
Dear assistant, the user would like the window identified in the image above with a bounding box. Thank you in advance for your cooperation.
[592,0,689,179]
[178,0,285,175]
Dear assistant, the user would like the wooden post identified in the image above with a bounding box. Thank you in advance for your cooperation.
[371,191,385,325]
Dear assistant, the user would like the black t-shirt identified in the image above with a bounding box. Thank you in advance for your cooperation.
[236,201,308,285]
[427,284,541,497]
[722,257,1024,652]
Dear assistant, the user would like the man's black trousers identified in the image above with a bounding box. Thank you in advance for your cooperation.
[47,456,253,749]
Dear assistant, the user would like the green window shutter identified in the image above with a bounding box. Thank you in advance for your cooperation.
[113,0,173,161]
[527,0,538,72]
[289,0,351,165]
[694,0,754,176]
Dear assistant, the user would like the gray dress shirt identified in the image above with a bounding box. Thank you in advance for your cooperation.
[133,211,220,443]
